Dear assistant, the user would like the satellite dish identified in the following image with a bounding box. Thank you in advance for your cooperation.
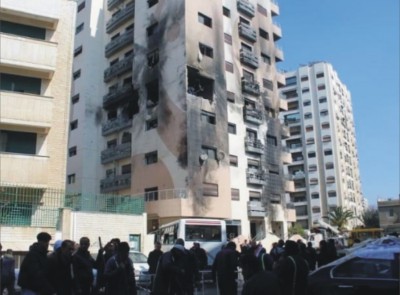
[200,153,208,161]
[216,151,225,161]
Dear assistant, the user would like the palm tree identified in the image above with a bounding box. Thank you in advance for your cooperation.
[328,206,355,230]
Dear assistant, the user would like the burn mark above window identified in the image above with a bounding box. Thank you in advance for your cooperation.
[147,48,159,68]
[147,22,158,37]
[187,67,214,101]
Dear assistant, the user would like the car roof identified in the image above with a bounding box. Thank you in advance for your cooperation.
[354,236,400,260]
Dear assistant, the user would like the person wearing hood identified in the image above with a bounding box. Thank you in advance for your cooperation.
[18,232,55,295]
[212,241,239,295]
[1,244,16,295]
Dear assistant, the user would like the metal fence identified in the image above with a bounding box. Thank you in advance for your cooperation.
[0,183,145,228]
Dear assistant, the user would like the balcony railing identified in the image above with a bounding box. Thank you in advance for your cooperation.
[103,84,134,108]
[106,1,135,33]
[241,78,260,96]
[246,169,266,186]
[108,0,124,10]
[238,22,257,42]
[100,173,131,193]
[288,143,302,149]
[104,54,134,82]
[237,0,255,18]
[105,29,134,57]
[240,49,258,69]
[101,142,131,164]
[247,201,267,218]
[102,116,132,136]
[245,138,264,154]
[285,118,301,125]
[243,106,263,125]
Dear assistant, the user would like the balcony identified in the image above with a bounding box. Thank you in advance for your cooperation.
[103,84,134,108]
[243,106,263,125]
[237,0,255,18]
[106,1,135,33]
[292,171,306,180]
[104,54,134,82]
[102,116,132,136]
[247,201,266,218]
[240,49,259,69]
[286,205,296,222]
[288,143,302,150]
[276,70,286,88]
[279,98,288,111]
[105,29,134,58]
[100,173,131,193]
[275,45,284,62]
[101,142,131,164]
[281,148,292,164]
[241,78,260,96]
[246,169,266,186]
[271,204,285,222]
[0,91,53,131]
[0,33,57,79]
[285,118,301,125]
[271,0,280,16]
[107,0,124,10]
[281,123,290,139]
[284,177,295,192]
[272,22,282,41]
[245,138,264,154]
[0,153,48,186]
[238,22,257,42]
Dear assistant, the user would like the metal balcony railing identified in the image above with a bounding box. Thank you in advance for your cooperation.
[238,22,257,42]
[101,142,131,164]
[105,29,134,57]
[102,116,132,136]
[100,173,131,193]
[106,1,135,33]
[103,84,134,108]
[247,201,267,217]
[107,0,124,10]
[241,78,260,96]
[104,54,134,82]
[237,0,255,18]
[243,107,263,124]
[246,169,266,186]
[240,49,259,69]
[245,138,264,154]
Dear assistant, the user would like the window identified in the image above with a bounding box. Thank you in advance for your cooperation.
[146,119,158,130]
[306,138,315,145]
[311,193,319,199]
[74,45,83,57]
[249,191,261,201]
[203,183,218,197]
[224,33,232,45]
[199,43,213,58]
[305,125,313,132]
[70,120,78,130]
[328,191,336,197]
[259,28,269,40]
[389,209,394,217]
[147,49,159,67]
[146,79,159,107]
[69,146,77,157]
[327,176,335,183]
[241,42,252,52]
[312,207,321,213]
[321,122,330,129]
[304,113,312,119]
[225,61,233,73]
[303,100,311,106]
[319,97,327,103]
[231,189,240,201]
[332,257,393,279]
[0,130,37,155]
[201,146,217,160]
[301,76,308,82]
[310,178,318,185]
[73,70,81,80]
[324,149,333,156]
[227,91,235,102]
[263,79,273,91]
[77,1,85,12]
[147,23,158,36]
[201,110,216,125]
[261,53,271,65]
[121,164,131,174]
[284,90,298,99]
[316,72,324,78]
[107,139,117,148]
[148,0,158,8]
[318,84,326,90]
[198,13,212,27]
[308,151,316,158]
[126,24,134,31]
[223,6,230,17]
[0,73,41,95]
[322,135,331,142]
[145,151,158,165]
[239,17,250,25]
[308,164,317,172]
[228,123,236,134]
[266,134,277,146]
[76,23,84,34]
[257,4,268,16]
[145,187,158,201]
[296,205,308,216]
[67,174,76,184]
[0,20,46,40]
[320,110,329,116]
[71,94,80,104]
[285,77,297,86]
[326,162,334,169]
[229,155,238,166]
[243,70,254,81]
[302,88,310,93]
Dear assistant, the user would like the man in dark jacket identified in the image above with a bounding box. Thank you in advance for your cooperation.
[190,242,207,270]
[47,240,75,295]
[148,241,163,274]
[104,242,136,295]
[18,232,55,295]
[212,241,239,295]
[1,246,16,295]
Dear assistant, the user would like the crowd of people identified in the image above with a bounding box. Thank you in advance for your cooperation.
[0,232,342,295]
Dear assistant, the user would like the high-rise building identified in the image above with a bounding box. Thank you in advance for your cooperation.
[280,62,364,229]
[0,0,76,247]
[68,0,295,239]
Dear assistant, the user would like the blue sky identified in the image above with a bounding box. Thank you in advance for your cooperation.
[277,0,400,206]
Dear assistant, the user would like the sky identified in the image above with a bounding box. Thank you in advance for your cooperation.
[276,0,400,206]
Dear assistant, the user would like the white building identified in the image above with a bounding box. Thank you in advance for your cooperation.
[280,62,364,229]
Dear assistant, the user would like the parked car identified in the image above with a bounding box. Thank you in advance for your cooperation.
[308,236,400,295]
[129,251,150,286]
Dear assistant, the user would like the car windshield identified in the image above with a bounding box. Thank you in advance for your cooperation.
[129,252,147,263]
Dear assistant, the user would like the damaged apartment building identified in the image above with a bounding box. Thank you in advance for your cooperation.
[67,0,296,240]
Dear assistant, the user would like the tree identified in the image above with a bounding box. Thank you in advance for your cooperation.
[359,207,380,228]
[288,223,305,237]
[328,206,354,230]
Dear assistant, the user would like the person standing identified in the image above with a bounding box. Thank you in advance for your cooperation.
[1,245,16,295]
[104,242,136,295]
[18,232,55,295]
[190,242,207,270]
[305,242,317,271]
[212,241,239,295]
[148,241,163,275]
[47,240,75,295]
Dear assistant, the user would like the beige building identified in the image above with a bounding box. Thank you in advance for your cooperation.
[378,198,400,234]
[0,0,76,249]
[68,0,295,240]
